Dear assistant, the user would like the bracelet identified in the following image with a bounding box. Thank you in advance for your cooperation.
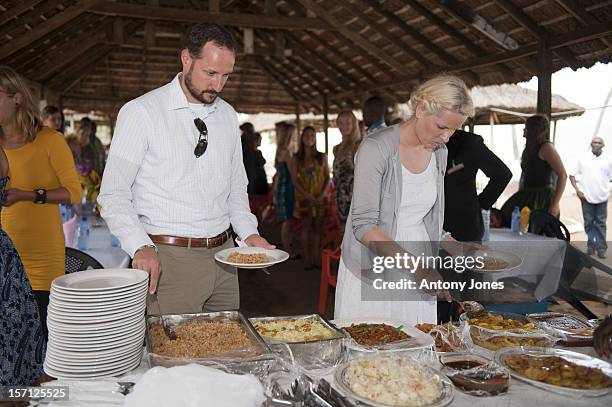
[439,231,451,242]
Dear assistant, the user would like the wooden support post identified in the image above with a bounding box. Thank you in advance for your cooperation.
[323,94,329,155]
[537,40,552,119]
[552,120,558,144]
[489,111,494,147]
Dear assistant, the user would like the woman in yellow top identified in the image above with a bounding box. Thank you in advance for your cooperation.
[289,126,330,269]
[0,66,82,339]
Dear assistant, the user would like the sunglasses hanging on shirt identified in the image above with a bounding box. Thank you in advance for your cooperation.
[193,118,208,158]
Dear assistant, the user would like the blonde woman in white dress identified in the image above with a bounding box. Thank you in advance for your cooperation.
[335,75,475,325]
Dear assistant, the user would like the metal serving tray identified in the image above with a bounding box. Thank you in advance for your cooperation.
[526,312,593,339]
[249,314,347,371]
[145,311,277,379]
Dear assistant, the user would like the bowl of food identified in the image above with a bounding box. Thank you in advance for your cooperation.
[334,356,454,407]
[439,353,510,397]
[415,322,471,353]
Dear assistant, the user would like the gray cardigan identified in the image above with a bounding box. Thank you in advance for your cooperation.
[341,124,448,272]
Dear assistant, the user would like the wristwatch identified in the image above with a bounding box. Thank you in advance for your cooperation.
[136,244,158,254]
[34,188,46,204]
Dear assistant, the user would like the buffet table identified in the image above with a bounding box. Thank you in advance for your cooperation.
[35,345,611,407]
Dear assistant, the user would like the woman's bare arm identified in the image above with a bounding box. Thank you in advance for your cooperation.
[539,143,567,216]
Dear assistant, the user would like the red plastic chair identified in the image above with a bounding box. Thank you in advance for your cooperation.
[318,246,341,316]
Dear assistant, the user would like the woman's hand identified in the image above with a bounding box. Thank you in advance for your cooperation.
[414,267,452,302]
[3,188,33,206]
[548,202,560,217]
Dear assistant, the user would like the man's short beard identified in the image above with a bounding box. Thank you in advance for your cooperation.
[185,65,217,105]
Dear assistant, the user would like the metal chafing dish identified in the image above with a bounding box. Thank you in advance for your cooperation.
[249,314,347,371]
[145,311,277,380]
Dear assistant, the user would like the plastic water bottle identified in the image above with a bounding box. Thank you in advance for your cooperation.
[76,216,91,250]
[511,206,520,233]
[481,209,490,242]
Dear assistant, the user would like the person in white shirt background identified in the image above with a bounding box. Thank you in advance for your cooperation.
[98,23,273,314]
[569,137,612,259]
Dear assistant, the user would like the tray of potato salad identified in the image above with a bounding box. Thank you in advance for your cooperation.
[249,314,346,370]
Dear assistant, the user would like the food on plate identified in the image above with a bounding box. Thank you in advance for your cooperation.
[345,357,443,406]
[227,251,269,264]
[462,301,484,318]
[505,354,612,390]
[448,368,510,396]
[150,320,255,358]
[343,323,410,346]
[253,318,337,342]
[415,322,467,352]
[469,313,538,331]
[442,359,484,370]
[479,257,509,270]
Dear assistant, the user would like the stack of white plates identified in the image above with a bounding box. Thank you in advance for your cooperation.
[44,268,148,379]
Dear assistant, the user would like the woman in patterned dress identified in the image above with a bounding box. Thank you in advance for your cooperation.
[273,122,296,255]
[290,126,330,269]
[332,110,363,224]
[0,145,46,386]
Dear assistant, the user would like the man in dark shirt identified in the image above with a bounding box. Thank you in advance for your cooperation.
[444,130,512,242]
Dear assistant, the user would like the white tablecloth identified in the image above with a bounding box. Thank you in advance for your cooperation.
[69,218,130,269]
[36,346,612,407]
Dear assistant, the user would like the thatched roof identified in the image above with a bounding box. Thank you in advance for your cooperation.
[2,0,611,117]
[390,83,586,125]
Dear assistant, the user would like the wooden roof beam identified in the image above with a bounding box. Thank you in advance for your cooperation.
[334,18,612,99]
[0,0,99,61]
[494,0,580,70]
[554,0,612,49]
[89,0,333,31]
[403,0,515,78]
[28,25,111,82]
[293,0,412,74]
[0,0,43,30]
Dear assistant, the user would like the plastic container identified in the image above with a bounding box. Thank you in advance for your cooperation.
[439,353,510,397]
[481,209,490,242]
[510,206,520,233]
[520,206,531,235]
[62,214,78,247]
[76,216,90,250]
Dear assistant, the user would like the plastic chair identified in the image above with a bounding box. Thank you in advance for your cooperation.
[528,210,570,241]
[318,246,341,316]
[65,247,103,273]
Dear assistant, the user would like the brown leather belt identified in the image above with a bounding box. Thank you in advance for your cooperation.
[149,228,232,248]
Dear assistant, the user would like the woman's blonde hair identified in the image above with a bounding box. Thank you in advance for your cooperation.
[336,110,361,143]
[274,121,295,166]
[407,74,474,118]
[0,65,41,143]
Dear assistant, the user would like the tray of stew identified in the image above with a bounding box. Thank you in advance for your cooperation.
[332,318,434,351]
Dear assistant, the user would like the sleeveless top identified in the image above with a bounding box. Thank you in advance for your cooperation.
[522,142,552,188]
[332,154,355,223]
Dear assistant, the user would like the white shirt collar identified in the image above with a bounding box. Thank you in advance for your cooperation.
[168,73,219,117]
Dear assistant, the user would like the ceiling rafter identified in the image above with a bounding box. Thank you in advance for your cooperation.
[293,0,413,74]
[553,0,612,49]
[89,0,333,31]
[493,0,580,70]
[0,0,99,61]
[0,0,46,35]
[401,0,515,79]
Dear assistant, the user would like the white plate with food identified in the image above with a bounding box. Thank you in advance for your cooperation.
[462,249,523,272]
[495,346,612,397]
[334,356,454,407]
[215,247,289,269]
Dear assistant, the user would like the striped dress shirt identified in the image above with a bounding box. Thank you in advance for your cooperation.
[98,73,258,257]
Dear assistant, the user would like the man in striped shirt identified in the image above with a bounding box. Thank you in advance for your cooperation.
[98,23,273,314]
